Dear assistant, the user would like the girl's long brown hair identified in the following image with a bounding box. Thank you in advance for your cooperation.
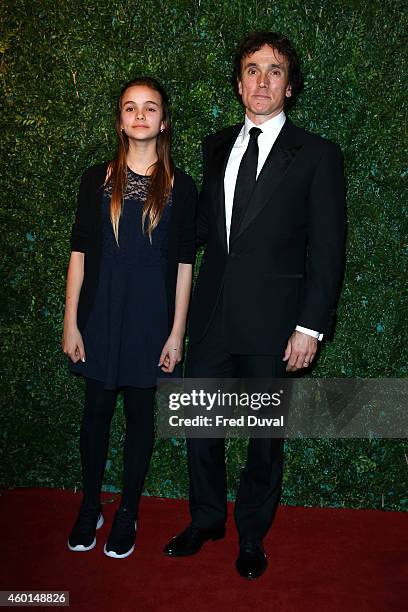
[107,77,174,243]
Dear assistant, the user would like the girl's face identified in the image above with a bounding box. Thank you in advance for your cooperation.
[120,85,165,141]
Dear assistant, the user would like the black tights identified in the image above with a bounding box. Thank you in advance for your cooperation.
[80,377,155,516]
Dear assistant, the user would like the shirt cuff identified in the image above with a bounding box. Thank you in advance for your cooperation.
[295,325,324,341]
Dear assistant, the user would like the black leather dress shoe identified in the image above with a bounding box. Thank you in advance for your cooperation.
[163,524,225,556]
[235,538,267,579]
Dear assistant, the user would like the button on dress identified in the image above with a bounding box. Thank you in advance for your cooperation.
[70,168,172,389]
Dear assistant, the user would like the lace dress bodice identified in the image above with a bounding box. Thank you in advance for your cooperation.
[101,168,172,266]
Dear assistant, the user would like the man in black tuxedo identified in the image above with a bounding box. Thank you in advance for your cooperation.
[164,31,346,579]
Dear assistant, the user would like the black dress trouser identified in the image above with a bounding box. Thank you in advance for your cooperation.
[185,295,287,541]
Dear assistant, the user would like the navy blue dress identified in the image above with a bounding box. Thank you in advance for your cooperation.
[70,168,171,390]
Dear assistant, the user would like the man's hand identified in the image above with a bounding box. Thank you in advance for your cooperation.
[283,330,317,372]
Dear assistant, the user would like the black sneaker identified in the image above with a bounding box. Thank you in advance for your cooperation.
[67,505,104,552]
[104,508,137,559]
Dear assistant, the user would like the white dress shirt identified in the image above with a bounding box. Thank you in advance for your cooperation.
[224,111,323,341]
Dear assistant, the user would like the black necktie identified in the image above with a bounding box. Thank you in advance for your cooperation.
[230,126,262,244]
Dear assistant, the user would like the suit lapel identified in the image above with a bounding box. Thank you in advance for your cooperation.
[230,118,303,246]
[210,124,242,251]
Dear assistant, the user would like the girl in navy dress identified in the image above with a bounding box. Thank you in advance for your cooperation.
[62,77,197,558]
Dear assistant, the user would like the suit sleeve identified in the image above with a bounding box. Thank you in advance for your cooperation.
[178,176,198,264]
[70,168,93,253]
[196,136,211,247]
[297,142,346,335]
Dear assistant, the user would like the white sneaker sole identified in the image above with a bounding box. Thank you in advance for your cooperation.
[67,513,104,552]
[103,521,137,559]
[103,543,135,559]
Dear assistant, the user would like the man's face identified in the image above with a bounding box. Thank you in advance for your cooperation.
[237,44,292,124]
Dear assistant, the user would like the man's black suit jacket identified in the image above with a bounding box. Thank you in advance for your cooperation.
[188,118,346,355]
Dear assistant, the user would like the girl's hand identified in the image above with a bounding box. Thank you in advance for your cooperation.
[62,324,86,363]
[158,333,183,373]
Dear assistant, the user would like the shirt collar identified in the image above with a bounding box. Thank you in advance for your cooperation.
[242,110,286,142]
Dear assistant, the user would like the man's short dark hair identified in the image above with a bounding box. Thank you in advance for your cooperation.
[232,31,303,109]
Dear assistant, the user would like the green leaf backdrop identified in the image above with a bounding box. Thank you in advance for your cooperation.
[1,0,407,510]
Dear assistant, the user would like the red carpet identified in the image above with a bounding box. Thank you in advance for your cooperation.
[0,488,406,611]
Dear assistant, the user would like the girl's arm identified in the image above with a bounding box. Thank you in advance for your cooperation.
[62,251,86,363]
[158,262,193,373]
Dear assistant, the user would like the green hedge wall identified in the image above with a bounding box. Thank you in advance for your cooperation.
[1,0,407,510]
